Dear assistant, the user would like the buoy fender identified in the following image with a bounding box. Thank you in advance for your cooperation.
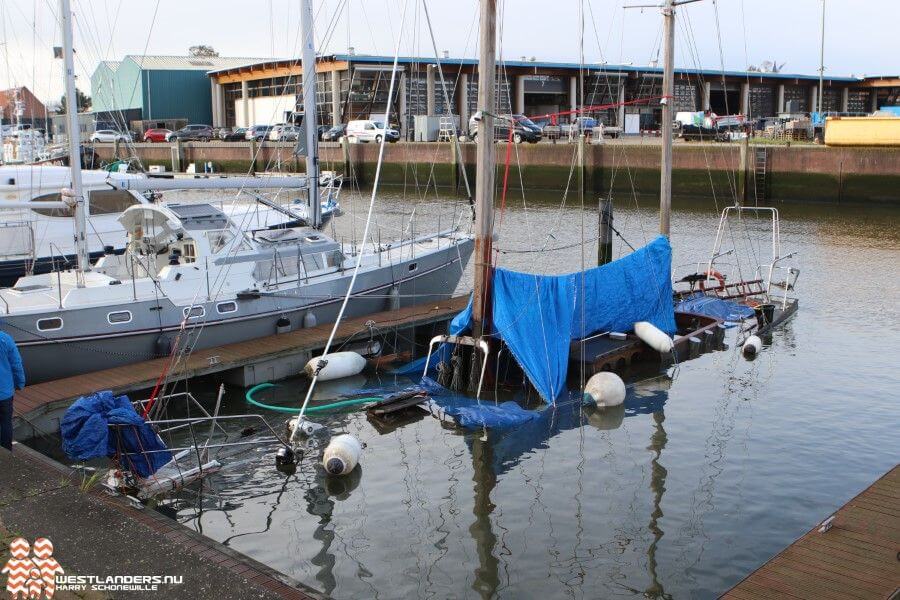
[305,352,366,381]
[583,372,626,407]
[634,321,674,354]
[322,434,362,475]
[742,335,762,358]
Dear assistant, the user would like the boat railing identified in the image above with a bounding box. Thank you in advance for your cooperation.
[766,252,800,309]
[0,221,35,267]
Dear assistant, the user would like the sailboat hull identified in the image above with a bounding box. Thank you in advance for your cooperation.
[5,241,473,384]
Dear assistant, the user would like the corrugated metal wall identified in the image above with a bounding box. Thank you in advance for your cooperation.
[145,70,213,124]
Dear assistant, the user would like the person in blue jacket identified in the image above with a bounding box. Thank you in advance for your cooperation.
[0,330,25,450]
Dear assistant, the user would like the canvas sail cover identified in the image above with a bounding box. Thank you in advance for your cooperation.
[402,236,675,404]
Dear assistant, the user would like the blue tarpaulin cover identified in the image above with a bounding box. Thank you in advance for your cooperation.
[60,390,172,478]
[399,236,675,403]
[676,292,755,324]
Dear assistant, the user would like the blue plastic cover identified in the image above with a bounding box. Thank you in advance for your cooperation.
[492,235,674,402]
[60,391,172,478]
[396,237,674,403]
[676,292,755,324]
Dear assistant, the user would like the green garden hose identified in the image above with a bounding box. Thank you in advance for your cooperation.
[245,382,381,414]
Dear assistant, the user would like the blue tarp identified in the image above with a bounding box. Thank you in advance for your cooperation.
[399,236,675,403]
[60,390,172,478]
[676,292,755,324]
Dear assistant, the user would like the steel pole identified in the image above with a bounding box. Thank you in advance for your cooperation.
[59,0,90,282]
[301,0,321,227]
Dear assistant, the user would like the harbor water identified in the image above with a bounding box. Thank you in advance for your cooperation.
[31,185,900,599]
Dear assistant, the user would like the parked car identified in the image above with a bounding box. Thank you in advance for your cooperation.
[219,127,248,141]
[142,128,172,143]
[468,112,542,143]
[270,125,301,142]
[246,125,274,141]
[167,124,214,141]
[90,129,132,143]
[346,120,400,143]
[321,124,346,142]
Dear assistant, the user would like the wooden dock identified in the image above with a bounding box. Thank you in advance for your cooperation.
[14,295,467,424]
[723,464,900,600]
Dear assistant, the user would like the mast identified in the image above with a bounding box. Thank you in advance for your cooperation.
[59,0,90,281]
[300,0,321,227]
[472,0,497,339]
[658,0,675,237]
[817,0,825,115]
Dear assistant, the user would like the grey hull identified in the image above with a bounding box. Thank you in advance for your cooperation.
[10,241,473,383]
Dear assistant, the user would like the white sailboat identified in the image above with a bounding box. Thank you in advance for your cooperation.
[0,0,473,384]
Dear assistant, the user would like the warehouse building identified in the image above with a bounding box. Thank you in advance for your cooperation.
[90,55,262,133]
[207,53,896,137]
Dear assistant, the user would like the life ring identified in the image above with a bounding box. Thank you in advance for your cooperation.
[699,269,725,291]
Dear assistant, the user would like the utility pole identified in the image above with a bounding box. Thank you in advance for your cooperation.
[626,0,702,236]
[818,0,825,114]
[472,0,496,340]
[59,0,90,284]
[300,0,321,227]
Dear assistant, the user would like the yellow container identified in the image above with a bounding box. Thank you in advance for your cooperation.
[824,116,900,147]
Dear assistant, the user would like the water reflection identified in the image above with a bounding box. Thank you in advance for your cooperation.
[304,466,363,596]
[462,377,674,598]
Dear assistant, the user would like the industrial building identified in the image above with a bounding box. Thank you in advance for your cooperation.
[90,55,263,132]
[207,53,899,137]
[0,87,49,130]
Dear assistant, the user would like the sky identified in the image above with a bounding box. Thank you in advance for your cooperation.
[0,0,895,103]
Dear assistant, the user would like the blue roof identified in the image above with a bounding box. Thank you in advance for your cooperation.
[329,53,862,83]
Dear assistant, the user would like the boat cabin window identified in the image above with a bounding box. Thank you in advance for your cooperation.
[408,262,418,272]
[107,310,133,324]
[301,253,324,274]
[88,190,141,215]
[206,230,235,254]
[36,317,63,331]
[216,301,237,314]
[325,250,344,268]
[183,306,205,319]
[31,193,72,218]
[182,243,196,263]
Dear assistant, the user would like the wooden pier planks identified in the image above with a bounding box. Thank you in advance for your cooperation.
[722,464,900,600]
[14,295,468,418]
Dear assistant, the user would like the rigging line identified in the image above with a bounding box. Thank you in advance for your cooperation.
[293,0,411,432]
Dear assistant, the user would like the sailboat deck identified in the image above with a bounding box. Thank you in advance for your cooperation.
[723,464,900,600]
[14,295,469,421]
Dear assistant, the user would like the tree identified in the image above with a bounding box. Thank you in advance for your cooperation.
[189,45,219,57]
[58,88,91,113]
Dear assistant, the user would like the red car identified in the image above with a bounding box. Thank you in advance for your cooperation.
[143,128,172,143]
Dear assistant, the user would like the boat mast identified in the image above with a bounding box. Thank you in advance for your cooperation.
[300,0,321,227]
[472,0,497,339]
[658,0,675,236]
[59,0,90,282]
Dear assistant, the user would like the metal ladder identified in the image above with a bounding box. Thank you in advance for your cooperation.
[753,146,768,203]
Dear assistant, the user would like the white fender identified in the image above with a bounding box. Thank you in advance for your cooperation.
[634,321,674,354]
[742,335,762,358]
[322,434,362,475]
[304,351,366,381]
[583,372,626,407]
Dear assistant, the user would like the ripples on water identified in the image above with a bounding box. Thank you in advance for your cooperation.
[152,186,900,598]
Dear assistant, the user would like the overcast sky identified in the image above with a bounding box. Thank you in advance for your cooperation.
[1,0,894,103]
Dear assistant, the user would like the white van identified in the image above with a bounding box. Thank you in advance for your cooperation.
[346,120,400,143]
